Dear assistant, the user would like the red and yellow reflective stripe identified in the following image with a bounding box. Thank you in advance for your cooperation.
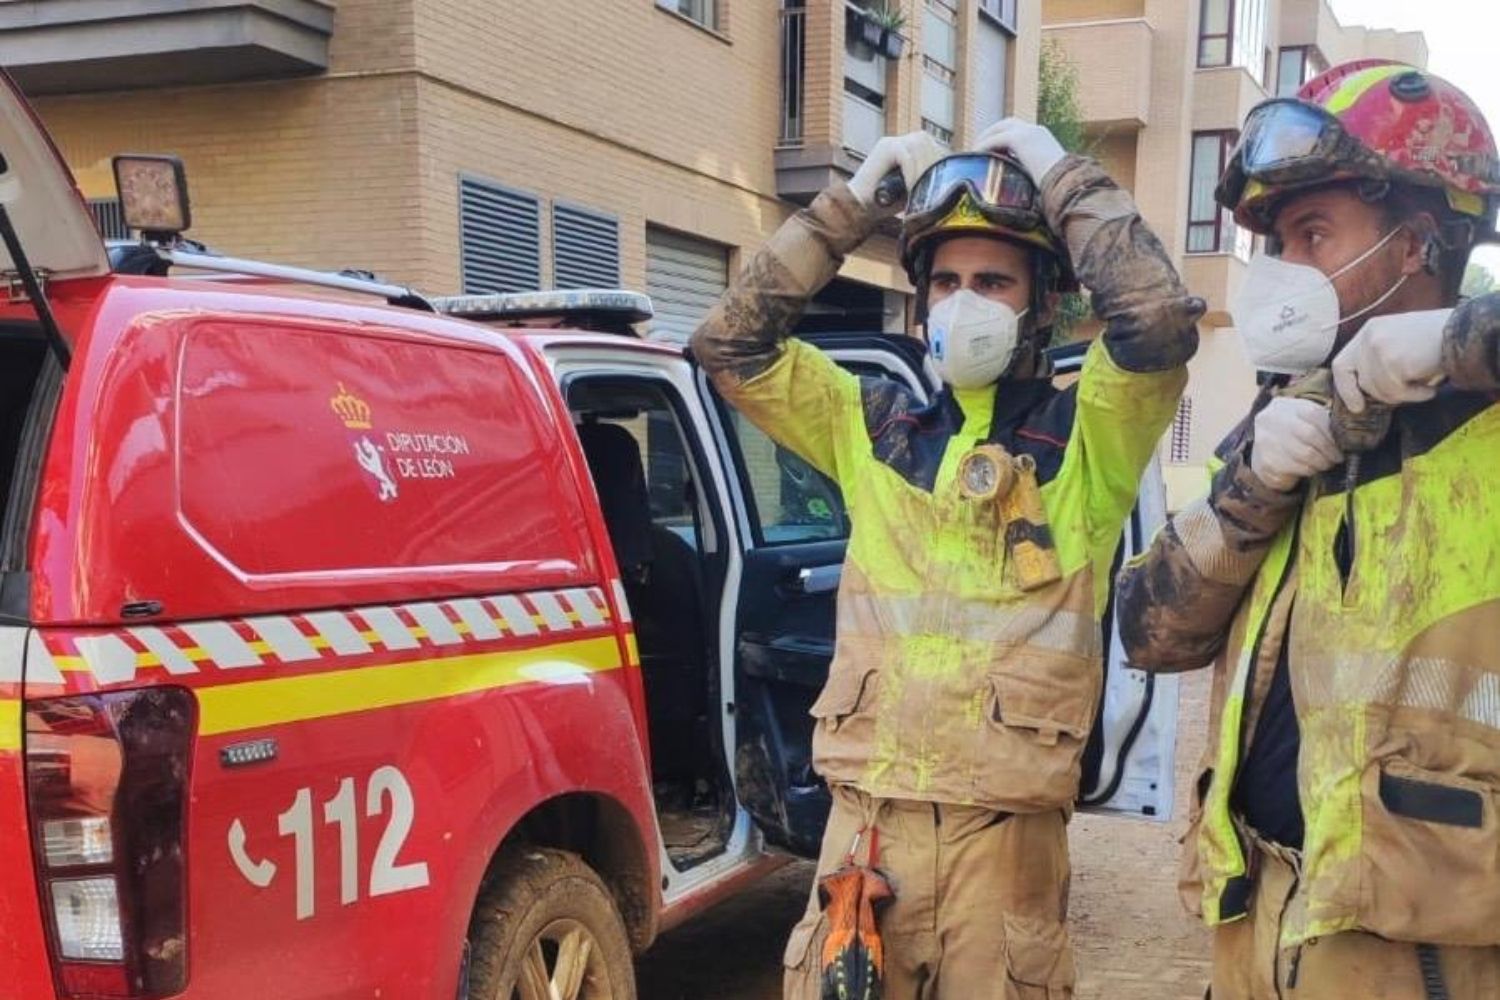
[0,700,19,752]
[32,587,615,687]
[196,634,622,736]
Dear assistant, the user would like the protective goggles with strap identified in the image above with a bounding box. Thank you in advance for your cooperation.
[1216,98,1386,214]
[905,153,1045,234]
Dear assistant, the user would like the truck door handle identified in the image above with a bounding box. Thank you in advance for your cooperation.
[794,565,842,595]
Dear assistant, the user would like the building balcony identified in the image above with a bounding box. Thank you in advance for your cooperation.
[0,0,336,95]
[1279,0,1426,72]
[1181,251,1248,328]
[775,1,900,204]
[1041,18,1153,130]
[1192,65,1267,133]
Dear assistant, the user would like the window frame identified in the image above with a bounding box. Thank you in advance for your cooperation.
[565,372,729,563]
[709,357,916,550]
[977,0,1017,33]
[920,0,960,146]
[657,0,719,32]
[1186,130,1239,255]
[1197,0,1234,68]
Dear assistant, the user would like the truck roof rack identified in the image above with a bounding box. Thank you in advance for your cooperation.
[432,289,653,336]
[106,240,434,312]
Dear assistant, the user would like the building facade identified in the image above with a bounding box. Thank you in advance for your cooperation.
[1043,0,1425,507]
[9,0,1038,342]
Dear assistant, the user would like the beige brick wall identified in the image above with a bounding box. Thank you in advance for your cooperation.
[35,0,1038,303]
[38,74,426,285]
[1043,18,1153,128]
[411,0,784,201]
[1043,0,1145,24]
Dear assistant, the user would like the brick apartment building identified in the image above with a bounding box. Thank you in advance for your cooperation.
[1043,0,1425,505]
[5,0,1038,341]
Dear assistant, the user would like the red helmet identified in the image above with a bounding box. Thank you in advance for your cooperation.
[1217,60,1500,234]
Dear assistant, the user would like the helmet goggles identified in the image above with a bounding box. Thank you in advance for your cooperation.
[904,153,1045,235]
[1219,98,1418,229]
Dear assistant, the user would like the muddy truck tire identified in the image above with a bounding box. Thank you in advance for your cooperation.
[467,848,637,1000]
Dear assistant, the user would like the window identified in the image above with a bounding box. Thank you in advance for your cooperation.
[553,203,620,290]
[88,198,129,241]
[1198,0,1230,67]
[1187,131,1242,255]
[1169,397,1193,464]
[459,177,540,294]
[719,360,901,546]
[571,379,715,560]
[725,410,848,545]
[978,0,1017,32]
[921,0,959,146]
[972,9,1010,134]
[843,4,888,156]
[658,0,718,31]
[1198,0,1266,75]
[1276,45,1326,97]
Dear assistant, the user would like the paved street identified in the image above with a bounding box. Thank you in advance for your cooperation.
[635,670,1214,1000]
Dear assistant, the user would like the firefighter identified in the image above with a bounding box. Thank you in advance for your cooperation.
[1117,60,1500,998]
[692,119,1201,998]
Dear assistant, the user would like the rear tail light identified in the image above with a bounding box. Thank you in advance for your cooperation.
[24,687,196,998]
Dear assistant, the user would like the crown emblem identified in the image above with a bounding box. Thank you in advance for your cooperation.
[330,383,373,429]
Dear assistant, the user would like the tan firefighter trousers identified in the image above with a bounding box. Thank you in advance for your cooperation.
[1210,834,1500,999]
[783,784,1075,1000]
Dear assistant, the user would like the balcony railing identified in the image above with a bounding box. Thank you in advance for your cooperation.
[779,3,806,147]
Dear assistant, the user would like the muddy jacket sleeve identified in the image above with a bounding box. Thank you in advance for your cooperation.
[1441,291,1500,391]
[1040,155,1204,551]
[689,184,878,483]
[1115,413,1302,672]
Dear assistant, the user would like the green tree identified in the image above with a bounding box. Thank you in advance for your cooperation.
[1036,39,1091,342]
[1462,263,1497,299]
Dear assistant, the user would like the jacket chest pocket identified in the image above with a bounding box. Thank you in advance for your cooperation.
[974,650,1100,810]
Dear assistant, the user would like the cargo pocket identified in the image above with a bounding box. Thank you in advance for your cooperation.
[809,664,880,777]
[978,651,1098,810]
[1002,914,1075,999]
[1359,759,1500,945]
[782,912,827,1000]
[809,664,879,727]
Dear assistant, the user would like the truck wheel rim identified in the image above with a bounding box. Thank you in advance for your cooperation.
[513,918,613,1000]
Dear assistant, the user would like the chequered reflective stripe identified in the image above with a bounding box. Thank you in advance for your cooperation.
[31,586,614,684]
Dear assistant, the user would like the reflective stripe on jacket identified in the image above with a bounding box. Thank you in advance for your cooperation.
[1119,291,1500,947]
[694,155,1201,810]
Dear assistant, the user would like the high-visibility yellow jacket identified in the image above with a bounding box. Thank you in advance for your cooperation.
[692,156,1201,811]
[1119,291,1500,946]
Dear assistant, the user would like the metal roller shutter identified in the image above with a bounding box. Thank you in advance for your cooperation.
[459,177,540,294]
[646,227,728,344]
[553,203,620,290]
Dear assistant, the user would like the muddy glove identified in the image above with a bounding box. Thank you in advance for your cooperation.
[1250,396,1344,493]
[1331,308,1453,413]
[848,131,945,215]
[973,118,1067,183]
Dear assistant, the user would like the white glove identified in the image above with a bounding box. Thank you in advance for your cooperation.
[1330,308,1452,413]
[973,118,1068,184]
[848,131,945,214]
[1250,397,1343,493]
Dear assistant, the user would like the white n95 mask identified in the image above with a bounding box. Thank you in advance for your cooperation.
[926,290,1027,389]
[1231,227,1407,375]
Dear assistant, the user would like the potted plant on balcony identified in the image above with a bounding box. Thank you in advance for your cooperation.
[869,3,908,59]
[846,3,887,53]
